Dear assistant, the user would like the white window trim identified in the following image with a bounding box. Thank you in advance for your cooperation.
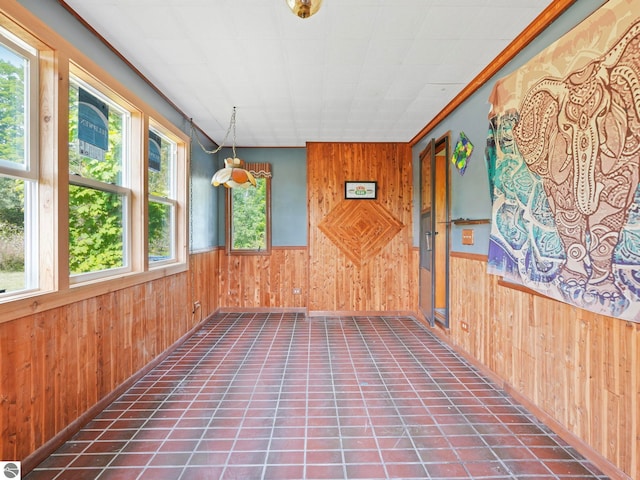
[68,176,132,284]
[148,121,183,268]
[68,75,134,284]
[0,25,39,296]
[0,3,190,323]
[148,195,177,266]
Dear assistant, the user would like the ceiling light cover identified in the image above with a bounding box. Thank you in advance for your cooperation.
[212,157,257,189]
[286,0,323,19]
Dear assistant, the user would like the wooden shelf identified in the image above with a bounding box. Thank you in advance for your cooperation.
[451,218,491,225]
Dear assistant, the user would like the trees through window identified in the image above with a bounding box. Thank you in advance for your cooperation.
[148,125,178,264]
[0,13,189,310]
[226,163,271,254]
[68,78,130,280]
[0,28,37,295]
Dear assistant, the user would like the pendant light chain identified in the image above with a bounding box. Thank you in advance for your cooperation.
[231,107,237,158]
[190,106,238,156]
[192,107,255,188]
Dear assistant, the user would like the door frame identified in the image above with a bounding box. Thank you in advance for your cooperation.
[419,133,451,328]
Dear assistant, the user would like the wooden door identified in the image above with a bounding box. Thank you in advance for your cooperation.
[419,135,450,327]
[419,140,434,323]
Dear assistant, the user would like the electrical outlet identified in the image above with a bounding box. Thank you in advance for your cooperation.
[460,321,469,332]
[292,288,302,295]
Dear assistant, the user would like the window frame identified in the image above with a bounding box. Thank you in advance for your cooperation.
[67,74,133,283]
[0,4,190,323]
[147,121,179,267]
[0,25,39,297]
[225,174,272,256]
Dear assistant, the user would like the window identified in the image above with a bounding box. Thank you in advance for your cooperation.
[226,162,272,254]
[68,77,131,281]
[0,7,189,317]
[0,28,38,296]
[148,125,177,264]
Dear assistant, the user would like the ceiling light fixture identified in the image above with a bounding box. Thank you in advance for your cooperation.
[211,156,256,189]
[191,107,256,189]
[286,0,323,19]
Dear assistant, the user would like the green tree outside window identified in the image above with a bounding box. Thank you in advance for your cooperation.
[68,82,126,275]
[229,176,270,252]
[0,45,30,292]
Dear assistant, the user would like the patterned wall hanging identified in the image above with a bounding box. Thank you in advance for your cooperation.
[451,131,474,175]
[485,0,640,321]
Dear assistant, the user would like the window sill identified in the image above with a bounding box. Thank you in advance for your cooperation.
[0,262,187,324]
[226,249,271,256]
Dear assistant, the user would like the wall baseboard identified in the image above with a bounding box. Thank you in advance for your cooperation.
[307,310,416,318]
[218,307,307,314]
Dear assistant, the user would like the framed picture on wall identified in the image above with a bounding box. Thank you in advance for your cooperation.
[345,181,377,199]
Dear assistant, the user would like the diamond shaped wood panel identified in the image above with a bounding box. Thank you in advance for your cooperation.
[318,200,404,267]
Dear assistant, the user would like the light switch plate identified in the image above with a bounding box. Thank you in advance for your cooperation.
[462,229,474,245]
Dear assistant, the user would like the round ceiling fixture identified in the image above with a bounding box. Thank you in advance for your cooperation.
[286,0,323,19]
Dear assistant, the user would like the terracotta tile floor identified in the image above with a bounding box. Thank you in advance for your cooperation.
[25,313,608,479]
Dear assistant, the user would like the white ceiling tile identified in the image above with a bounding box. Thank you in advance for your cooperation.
[63,0,553,146]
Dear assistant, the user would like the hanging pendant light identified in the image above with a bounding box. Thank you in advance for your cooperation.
[203,107,256,189]
[211,156,256,189]
[286,0,323,19]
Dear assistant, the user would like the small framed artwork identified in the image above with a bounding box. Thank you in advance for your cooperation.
[345,181,377,200]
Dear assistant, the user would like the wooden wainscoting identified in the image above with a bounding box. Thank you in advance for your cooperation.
[190,248,221,317]
[448,252,639,480]
[0,249,219,468]
[307,142,414,314]
[217,247,308,311]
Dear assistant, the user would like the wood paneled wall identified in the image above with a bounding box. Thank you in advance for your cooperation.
[307,142,414,314]
[190,249,221,316]
[0,250,219,467]
[449,253,639,480]
[217,247,308,310]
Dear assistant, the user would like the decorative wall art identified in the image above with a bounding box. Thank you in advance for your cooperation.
[485,0,640,321]
[345,181,377,199]
[451,132,474,175]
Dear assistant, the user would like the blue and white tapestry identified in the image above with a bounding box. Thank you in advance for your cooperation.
[486,0,640,321]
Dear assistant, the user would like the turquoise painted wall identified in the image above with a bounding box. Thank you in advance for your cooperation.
[411,0,606,253]
[190,143,219,251]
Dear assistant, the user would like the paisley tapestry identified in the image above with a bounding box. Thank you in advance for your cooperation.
[486,0,640,321]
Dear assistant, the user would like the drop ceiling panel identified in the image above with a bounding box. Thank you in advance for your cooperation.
[61,0,553,146]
